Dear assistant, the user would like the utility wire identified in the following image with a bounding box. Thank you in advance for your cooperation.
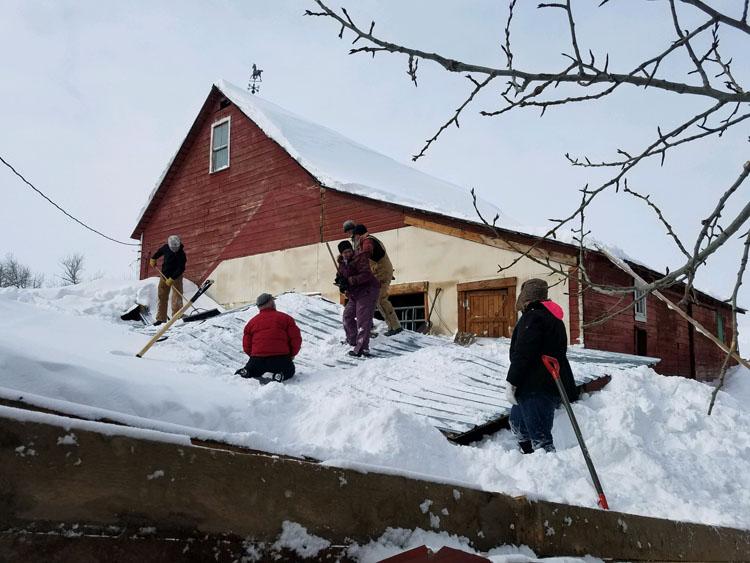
[1,154,140,247]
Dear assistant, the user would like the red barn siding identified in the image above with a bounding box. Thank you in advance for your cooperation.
[568,266,581,345]
[139,96,323,282]
[692,303,735,381]
[321,190,405,241]
[138,89,410,283]
[582,253,736,380]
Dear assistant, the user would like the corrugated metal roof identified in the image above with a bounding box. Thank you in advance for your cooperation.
[150,294,656,442]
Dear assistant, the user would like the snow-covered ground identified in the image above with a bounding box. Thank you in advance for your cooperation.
[2,279,750,535]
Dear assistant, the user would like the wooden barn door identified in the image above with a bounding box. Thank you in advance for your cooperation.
[457,277,517,338]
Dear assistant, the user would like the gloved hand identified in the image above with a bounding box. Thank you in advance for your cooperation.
[334,274,349,293]
[149,258,156,268]
[165,277,174,287]
[505,383,518,406]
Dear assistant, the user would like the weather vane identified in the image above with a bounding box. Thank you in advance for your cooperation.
[248,63,264,94]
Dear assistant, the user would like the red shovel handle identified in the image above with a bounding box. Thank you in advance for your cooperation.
[542,355,560,380]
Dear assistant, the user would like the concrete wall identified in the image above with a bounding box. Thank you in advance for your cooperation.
[3,412,749,561]
[208,226,572,338]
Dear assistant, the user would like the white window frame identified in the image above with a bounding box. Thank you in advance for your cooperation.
[634,286,647,322]
[209,117,231,173]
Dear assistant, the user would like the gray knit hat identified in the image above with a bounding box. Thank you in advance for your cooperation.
[516,278,548,311]
[343,219,356,233]
[256,293,274,308]
[167,234,181,251]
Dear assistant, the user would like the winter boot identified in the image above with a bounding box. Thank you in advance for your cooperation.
[518,440,534,454]
[348,350,373,358]
[385,327,403,337]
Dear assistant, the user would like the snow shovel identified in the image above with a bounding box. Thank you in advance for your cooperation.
[136,279,214,358]
[153,266,220,322]
[153,266,201,316]
[542,354,609,510]
[417,287,442,334]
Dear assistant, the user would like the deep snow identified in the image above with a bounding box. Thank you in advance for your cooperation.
[2,279,750,533]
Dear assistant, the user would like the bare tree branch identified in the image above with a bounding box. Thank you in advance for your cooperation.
[679,0,750,35]
[670,0,712,89]
[708,231,750,415]
[307,0,749,103]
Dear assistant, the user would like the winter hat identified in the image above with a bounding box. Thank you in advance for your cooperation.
[256,293,274,308]
[353,224,367,236]
[516,278,548,311]
[343,219,356,233]
[167,234,181,251]
[337,240,353,253]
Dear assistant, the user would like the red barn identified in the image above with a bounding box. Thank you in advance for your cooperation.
[131,80,738,381]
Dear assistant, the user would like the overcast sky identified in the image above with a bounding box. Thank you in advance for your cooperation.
[1,1,748,346]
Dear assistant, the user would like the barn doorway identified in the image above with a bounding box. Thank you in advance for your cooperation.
[635,327,648,356]
[457,277,517,338]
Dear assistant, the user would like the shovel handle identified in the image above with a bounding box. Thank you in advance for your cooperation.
[541,354,609,510]
[542,355,560,380]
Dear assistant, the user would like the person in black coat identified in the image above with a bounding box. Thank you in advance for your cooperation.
[149,235,187,325]
[506,278,578,453]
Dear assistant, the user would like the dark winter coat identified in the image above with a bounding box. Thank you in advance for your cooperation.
[152,244,187,279]
[337,252,379,298]
[243,309,302,358]
[506,300,579,401]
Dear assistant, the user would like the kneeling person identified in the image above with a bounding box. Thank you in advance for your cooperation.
[238,293,302,383]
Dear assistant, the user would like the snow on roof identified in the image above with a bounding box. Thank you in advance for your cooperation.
[214,79,518,228]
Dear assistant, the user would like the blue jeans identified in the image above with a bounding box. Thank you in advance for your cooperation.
[509,392,560,452]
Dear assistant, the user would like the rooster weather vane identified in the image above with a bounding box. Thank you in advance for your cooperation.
[248,63,264,94]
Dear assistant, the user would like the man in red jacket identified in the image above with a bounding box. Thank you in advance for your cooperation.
[236,293,302,383]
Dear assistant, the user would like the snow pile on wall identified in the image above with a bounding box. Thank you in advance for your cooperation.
[1,280,749,530]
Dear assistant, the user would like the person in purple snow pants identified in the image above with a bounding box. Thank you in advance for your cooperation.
[336,240,380,358]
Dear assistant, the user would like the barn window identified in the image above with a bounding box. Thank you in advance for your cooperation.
[210,117,230,173]
[634,287,647,322]
[716,310,725,343]
[389,293,427,331]
[380,282,429,332]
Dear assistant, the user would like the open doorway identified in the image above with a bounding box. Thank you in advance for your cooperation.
[635,327,648,356]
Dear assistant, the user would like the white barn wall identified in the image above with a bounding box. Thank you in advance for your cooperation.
[207,226,572,338]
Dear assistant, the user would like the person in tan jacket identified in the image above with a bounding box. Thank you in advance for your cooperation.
[349,223,403,336]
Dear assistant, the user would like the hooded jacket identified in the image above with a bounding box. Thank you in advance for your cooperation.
[152,244,187,279]
[506,300,579,400]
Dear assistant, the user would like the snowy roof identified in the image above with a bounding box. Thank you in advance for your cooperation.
[133,80,517,235]
[214,80,518,227]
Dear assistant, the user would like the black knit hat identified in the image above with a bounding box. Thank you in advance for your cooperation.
[337,240,353,253]
[353,224,367,235]
[256,293,274,308]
